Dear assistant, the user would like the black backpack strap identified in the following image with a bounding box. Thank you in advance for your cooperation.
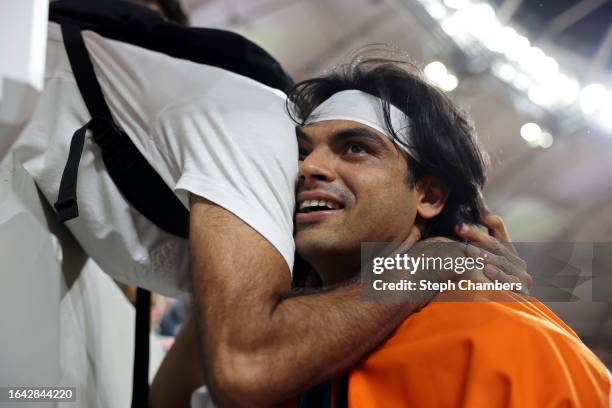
[60,22,113,120]
[50,0,294,93]
[54,118,102,222]
[132,287,151,408]
[56,22,190,238]
[56,22,186,408]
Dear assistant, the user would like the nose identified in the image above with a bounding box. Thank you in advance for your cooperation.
[299,146,336,184]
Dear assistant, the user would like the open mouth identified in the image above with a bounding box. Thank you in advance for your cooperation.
[295,191,345,223]
[297,199,344,213]
[295,198,344,223]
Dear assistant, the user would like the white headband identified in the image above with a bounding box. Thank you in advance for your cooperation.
[304,90,417,159]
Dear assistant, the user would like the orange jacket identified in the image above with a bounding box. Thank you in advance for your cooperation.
[345,290,611,407]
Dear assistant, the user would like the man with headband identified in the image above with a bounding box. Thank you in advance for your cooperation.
[287,57,611,406]
[154,54,610,407]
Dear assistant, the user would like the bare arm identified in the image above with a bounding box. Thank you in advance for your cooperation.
[189,196,431,406]
[153,196,529,406]
[150,316,205,408]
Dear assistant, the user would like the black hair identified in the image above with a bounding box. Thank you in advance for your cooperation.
[133,0,189,25]
[157,0,188,25]
[287,47,488,239]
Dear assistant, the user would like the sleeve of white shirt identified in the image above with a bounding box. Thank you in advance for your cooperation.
[152,76,298,274]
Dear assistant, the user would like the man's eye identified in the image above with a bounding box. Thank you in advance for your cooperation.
[345,143,368,155]
[298,150,308,160]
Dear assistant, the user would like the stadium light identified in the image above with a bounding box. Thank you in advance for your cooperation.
[505,34,530,62]
[519,47,546,74]
[492,61,516,82]
[597,96,612,130]
[520,122,542,142]
[554,74,579,106]
[424,61,459,92]
[539,132,554,148]
[424,61,447,81]
[440,74,459,91]
[580,83,607,115]
[419,0,612,132]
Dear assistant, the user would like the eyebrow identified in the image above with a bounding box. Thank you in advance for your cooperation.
[296,126,390,151]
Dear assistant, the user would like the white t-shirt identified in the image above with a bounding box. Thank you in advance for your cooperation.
[12,23,298,298]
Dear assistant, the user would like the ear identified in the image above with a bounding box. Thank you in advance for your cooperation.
[415,176,448,220]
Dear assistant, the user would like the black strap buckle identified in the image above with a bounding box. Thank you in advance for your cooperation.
[54,196,79,222]
[91,120,124,151]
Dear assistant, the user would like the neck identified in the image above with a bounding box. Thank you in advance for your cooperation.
[308,225,424,287]
[309,252,361,287]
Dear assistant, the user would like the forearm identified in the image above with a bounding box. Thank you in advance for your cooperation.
[194,276,433,406]
[189,197,434,406]
[151,317,206,408]
[272,282,423,391]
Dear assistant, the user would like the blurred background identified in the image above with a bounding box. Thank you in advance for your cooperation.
[177,0,612,366]
[1,3,610,402]
[182,0,612,242]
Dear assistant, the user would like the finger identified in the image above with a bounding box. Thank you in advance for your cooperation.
[476,190,490,213]
[467,239,527,274]
[480,212,518,255]
[458,224,521,264]
[475,192,510,246]
[483,264,529,294]
[456,224,518,255]
[479,249,522,281]
[395,226,423,255]
[465,245,532,290]
[483,264,503,281]
[480,212,509,241]
[407,224,422,243]
[412,237,464,263]
[455,223,495,245]
[457,224,512,260]
[466,238,518,263]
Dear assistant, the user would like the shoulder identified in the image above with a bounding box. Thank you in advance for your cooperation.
[153,86,297,162]
[349,291,611,408]
[389,291,581,353]
[428,293,609,386]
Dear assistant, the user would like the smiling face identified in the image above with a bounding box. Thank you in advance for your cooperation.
[295,119,420,284]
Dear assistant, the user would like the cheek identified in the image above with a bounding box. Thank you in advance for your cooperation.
[347,175,416,238]
[371,188,414,226]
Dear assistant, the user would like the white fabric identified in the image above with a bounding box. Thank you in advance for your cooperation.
[1,156,148,408]
[304,89,416,159]
[12,23,298,297]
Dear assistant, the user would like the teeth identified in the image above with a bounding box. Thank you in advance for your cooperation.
[299,199,340,211]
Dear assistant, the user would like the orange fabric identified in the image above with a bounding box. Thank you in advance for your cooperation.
[348,291,611,408]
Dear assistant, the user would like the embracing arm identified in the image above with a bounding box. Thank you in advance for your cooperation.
[189,196,532,406]
[189,196,429,406]
[150,317,206,408]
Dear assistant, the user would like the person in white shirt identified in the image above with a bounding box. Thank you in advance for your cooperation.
[15,21,297,299]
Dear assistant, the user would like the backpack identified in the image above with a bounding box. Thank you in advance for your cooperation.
[48,2,293,406]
